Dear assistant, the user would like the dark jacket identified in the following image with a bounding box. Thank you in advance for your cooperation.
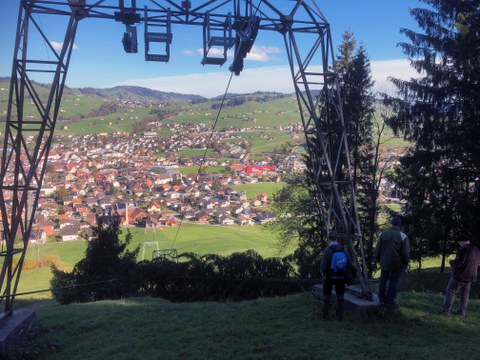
[321,243,351,280]
[451,244,480,283]
[375,227,410,272]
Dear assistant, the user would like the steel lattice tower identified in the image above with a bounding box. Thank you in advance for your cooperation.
[0,0,370,318]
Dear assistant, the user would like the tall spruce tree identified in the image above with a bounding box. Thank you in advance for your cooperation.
[336,31,377,276]
[385,0,480,272]
[268,31,377,277]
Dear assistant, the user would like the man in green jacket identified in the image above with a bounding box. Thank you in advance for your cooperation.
[375,217,410,306]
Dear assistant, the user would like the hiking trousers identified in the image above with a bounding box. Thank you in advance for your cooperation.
[322,277,346,320]
[323,277,346,301]
[378,267,403,305]
[441,276,471,315]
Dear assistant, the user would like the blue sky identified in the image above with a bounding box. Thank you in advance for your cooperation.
[0,0,423,97]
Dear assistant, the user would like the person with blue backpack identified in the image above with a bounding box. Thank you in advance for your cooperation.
[320,230,351,321]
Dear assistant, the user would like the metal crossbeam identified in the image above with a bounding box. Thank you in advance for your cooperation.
[0,0,369,316]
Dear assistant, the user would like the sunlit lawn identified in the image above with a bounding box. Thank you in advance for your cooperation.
[15,224,295,298]
[232,182,286,199]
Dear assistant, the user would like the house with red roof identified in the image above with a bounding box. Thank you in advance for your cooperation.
[147,201,163,213]
[256,193,268,203]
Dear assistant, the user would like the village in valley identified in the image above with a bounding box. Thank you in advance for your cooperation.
[0,85,402,245]
[28,127,300,243]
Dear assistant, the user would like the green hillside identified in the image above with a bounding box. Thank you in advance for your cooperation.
[167,96,299,129]
[0,79,301,144]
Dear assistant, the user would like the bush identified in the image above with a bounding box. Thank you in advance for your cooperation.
[134,250,303,302]
[51,220,304,304]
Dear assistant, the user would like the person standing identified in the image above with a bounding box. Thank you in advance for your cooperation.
[321,231,351,321]
[439,233,480,316]
[375,217,410,306]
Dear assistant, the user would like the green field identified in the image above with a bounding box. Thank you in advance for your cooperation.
[161,97,299,129]
[178,149,216,157]
[52,95,301,135]
[179,165,228,175]
[15,224,295,298]
[128,224,293,258]
[232,182,286,199]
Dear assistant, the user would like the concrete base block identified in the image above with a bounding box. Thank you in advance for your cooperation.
[313,284,381,308]
[0,309,37,356]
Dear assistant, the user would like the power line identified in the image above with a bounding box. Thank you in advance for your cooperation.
[169,71,235,249]
[0,277,121,300]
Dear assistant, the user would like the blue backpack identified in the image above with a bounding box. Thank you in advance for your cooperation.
[330,250,347,273]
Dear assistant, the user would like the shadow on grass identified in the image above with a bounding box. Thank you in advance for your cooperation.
[7,291,480,360]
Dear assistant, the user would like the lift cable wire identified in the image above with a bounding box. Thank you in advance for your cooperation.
[0,274,322,301]
[0,277,123,300]
[169,70,235,250]
[168,1,263,250]
[36,13,54,73]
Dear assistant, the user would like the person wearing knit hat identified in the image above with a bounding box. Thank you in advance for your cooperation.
[374,216,410,306]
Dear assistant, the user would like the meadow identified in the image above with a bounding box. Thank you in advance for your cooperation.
[51,92,300,136]
[15,224,294,299]
[169,96,299,129]
[232,182,286,199]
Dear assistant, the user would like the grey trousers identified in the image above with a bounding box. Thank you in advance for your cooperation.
[441,276,471,315]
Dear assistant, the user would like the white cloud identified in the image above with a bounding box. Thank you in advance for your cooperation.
[182,47,233,59]
[50,41,79,51]
[113,59,418,98]
[181,45,282,63]
[246,45,282,62]
[113,65,292,97]
[370,59,419,94]
[182,49,196,56]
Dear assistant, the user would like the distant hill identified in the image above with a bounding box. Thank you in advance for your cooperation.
[0,77,291,103]
[0,77,209,103]
[79,85,208,103]
[210,91,288,102]
[0,77,299,134]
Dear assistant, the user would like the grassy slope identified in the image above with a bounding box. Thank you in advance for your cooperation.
[163,97,298,129]
[13,292,480,360]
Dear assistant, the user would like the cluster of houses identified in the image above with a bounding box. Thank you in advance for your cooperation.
[0,114,403,244]
[0,123,307,243]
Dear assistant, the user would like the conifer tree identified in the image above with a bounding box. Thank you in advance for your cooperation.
[337,31,377,276]
[385,0,480,271]
[51,216,139,303]
[269,31,377,277]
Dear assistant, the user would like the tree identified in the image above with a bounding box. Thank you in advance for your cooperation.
[384,0,480,272]
[55,186,68,202]
[210,181,223,192]
[267,168,326,279]
[336,31,377,276]
[51,216,139,304]
[268,31,378,277]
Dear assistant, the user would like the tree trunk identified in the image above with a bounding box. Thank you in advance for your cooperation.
[440,252,446,274]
